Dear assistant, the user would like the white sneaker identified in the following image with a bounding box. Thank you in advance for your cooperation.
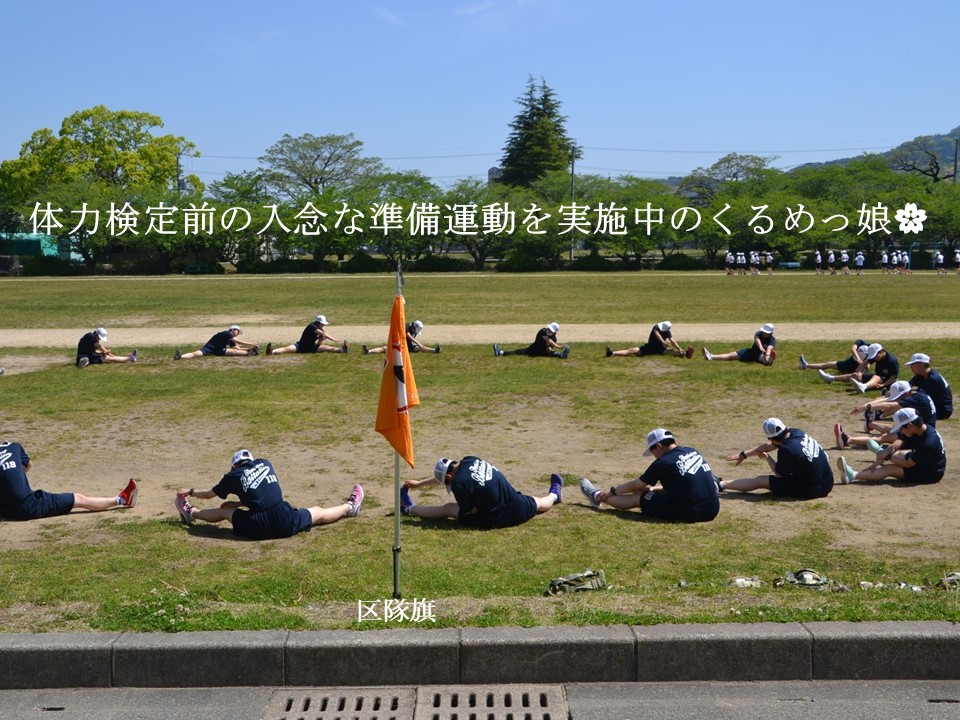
[818,369,833,383]
[701,347,713,361]
[837,456,857,484]
[799,354,808,370]
[579,478,602,509]
[851,379,868,393]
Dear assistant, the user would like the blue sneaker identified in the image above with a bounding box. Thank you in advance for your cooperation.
[129,348,138,363]
[549,473,563,503]
[400,486,414,516]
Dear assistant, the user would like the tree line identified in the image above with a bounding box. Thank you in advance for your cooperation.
[1,82,958,275]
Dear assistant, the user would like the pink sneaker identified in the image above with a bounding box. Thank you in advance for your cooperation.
[118,479,138,508]
[346,484,364,517]
[175,493,195,525]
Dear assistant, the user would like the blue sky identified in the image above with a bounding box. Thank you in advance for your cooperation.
[3,0,958,188]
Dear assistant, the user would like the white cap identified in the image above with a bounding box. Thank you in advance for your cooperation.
[891,408,920,434]
[315,314,328,325]
[413,320,424,330]
[909,353,930,365]
[434,457,454,492]
[657,321,672,332]
[865,343,883,360]
[759,323,775,334]
[547,322,560,334]
[643,428,675,455]
[232,449,253,466]
[886,380,912,403]
[228,324,242,334]
[763,417,786,439]
[95,327,108,340]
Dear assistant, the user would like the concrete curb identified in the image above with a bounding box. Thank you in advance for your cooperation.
[1,621,959,689]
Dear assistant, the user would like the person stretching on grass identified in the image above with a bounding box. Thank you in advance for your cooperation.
[719,418,833,499]
[702,323,777,365]
[836,408,946,485]
[175,449,363,539]
[606,321,694,359]
[579,428,719,523]
[174,325,259,360]
[1,440,137,520]
[400,456,562,529]
[266,315,348,355]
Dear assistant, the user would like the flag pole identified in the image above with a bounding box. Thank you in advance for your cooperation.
[392,260,404,600]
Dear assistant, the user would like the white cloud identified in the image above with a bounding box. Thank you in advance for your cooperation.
[456,2,494,15]
[373,5,409,28]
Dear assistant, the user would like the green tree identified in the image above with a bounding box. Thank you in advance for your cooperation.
[498,77,578,188]
[0,106,200,271]
[258,133,385,202]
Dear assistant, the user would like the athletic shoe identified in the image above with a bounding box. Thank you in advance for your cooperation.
[175,493,195,525]
[837,456,857,484]
[579,478,601,509]
[362,345,369,355]
[559,345,570,360]
[851,378,869,393]
[863,407,873,432]
[346,484,364,517]
[549,473,563,503]
[118,479,138,508]
[867,438,883,454]
[341,340,349,353]
[434,344,442,353]
[834,422,847,448]
[799,354,808,370]
[266,342,273,355]
[715,477,725,493]
[493,343,500,357]
[685,346,695,359]
[818,369,833,383]
[701,347,713,361]
[496,344,504,357]
[605,346,613,358]
[399,487,414,516]
[78,357,90,369]
[0,367,4,376]
[173,349,182,361]
[250,345,259,356]
[129,348,138,363]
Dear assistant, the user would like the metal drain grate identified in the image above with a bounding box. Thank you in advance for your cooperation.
[414,685,567,720]
[266,688,417,720]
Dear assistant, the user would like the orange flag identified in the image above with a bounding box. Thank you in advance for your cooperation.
[375,294,419,467]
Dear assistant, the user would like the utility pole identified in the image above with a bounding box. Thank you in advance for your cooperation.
[953,137,958,183]
[569,139,577,261]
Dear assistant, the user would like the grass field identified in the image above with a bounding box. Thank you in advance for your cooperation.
[1,271,959,633]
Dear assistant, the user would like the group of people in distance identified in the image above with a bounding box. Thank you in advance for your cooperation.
[724,250,775,276]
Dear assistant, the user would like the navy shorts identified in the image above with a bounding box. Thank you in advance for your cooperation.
[1,490,75,520]
[200,344,227,356]
[77,355,104,367]
[463,494,537,529]
[639,492,719,523]
[836,357,861,374]
[231,502,313,539]
[768,475,832,499]
[736,347,762,363]
[638,343,666,356]
[294,342,318,354]
[902,467,943,485]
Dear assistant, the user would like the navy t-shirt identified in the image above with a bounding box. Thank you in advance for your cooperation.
[298,322,322,351]
[899,390,937,427]
[901,426,946,483]
[77,332,99,359]
[911,370,953,419]
[774,429,833,492]
[212,458,284,512]
[529,327,556,355]
[639,445,718,504]
[646,325,671,348]
[872,352,899,382]
[0,441,32,510]
[208,330,237,353]
[451,456,529,528]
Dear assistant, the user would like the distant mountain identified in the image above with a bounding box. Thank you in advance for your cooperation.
[796,125,960,176]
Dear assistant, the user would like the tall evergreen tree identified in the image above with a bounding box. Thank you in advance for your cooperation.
[498,77,578,188]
